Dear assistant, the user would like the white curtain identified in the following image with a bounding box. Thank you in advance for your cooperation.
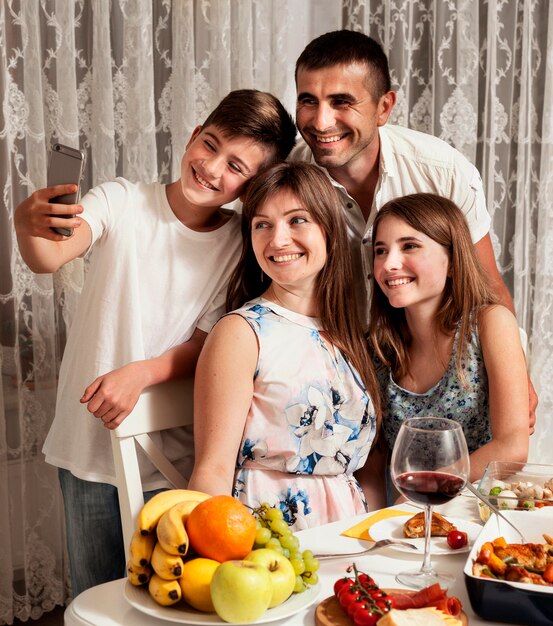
[0,0,551,622]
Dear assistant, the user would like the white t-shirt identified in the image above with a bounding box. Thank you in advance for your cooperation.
[42,178,242,489]
[290,124,492,314]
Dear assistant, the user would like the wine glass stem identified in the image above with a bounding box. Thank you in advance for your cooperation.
[420,505,434,574]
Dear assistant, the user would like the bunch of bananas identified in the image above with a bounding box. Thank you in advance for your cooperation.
[127,488,210,606]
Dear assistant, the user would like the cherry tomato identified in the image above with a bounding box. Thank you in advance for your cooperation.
[357,573,376,588]
[376,598,393,612]
[352,604,379,626]
[380,595,396,610]
[338,586,359,603]
[333,577,354,596]
[338,588,361,616]
[447,529,468,549]
[368,588,384,599]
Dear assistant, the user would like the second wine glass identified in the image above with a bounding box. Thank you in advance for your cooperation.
[390,417,469,589]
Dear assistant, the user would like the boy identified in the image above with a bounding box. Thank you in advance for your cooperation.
[14,89,296,596]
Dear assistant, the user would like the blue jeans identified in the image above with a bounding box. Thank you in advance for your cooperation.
[58,468,164,598]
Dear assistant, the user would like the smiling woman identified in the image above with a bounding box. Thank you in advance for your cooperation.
[368,193,529,485]
[188,162,384,530]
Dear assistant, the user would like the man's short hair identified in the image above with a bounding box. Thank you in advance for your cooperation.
[295,30,391,101]
[202,90,296,163]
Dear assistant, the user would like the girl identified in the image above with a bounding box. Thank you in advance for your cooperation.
[188,162,382,529]
[369,193,528,482]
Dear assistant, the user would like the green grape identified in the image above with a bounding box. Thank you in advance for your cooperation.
[280,534,300,551]
[302,571,319,586]
[269,519,289,535]
[302,549,314,561]
[282,548,290,559]
[265,507,285,522]
[289,550,302,562]
[293,575,306,594]
[255,527,272,546]
[304,556,320,573]
[266,537,283,553]
[290,558,305,575]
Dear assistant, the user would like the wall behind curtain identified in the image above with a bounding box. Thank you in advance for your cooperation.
[1,0,551,622]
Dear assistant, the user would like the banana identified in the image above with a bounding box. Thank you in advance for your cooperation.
[129,529,156,567]
[127,560,152,586]
[148,573,182,606]
[151,541,185,580]
[156,500,199,556]
[137,489,210,534]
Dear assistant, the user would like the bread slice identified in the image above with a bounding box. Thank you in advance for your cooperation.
[377,607,461,625]
[403,511,457,538]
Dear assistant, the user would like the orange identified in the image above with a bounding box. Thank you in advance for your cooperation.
[179,558,220,612]
[185,495,256,562]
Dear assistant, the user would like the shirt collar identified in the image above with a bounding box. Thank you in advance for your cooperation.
[377,125,396,178]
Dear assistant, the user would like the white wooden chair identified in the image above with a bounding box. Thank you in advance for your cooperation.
[110,377,194,561]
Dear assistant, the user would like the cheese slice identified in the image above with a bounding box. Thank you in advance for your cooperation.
[377,607,462,626]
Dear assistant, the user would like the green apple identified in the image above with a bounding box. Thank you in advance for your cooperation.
[210,560,272,623]
[244,548,296,608]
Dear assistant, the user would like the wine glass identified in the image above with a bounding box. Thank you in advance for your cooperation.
[390,417,469,589]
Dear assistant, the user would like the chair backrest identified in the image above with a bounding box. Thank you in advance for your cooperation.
[110,377,194,560]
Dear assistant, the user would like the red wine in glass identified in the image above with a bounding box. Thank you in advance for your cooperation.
[394,471,466,506]
[390,417,469,589]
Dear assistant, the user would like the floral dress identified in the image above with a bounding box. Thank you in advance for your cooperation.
[230,298,377,530]
[379,320,491,455]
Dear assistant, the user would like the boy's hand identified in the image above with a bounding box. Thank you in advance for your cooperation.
[81,362,151,430]
[15,185,83,239]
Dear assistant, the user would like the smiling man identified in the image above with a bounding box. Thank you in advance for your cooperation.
[291,29,537,428]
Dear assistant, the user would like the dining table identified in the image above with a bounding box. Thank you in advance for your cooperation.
[64,490,526,626]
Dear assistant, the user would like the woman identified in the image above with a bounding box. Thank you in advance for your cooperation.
[369,193,528,483]
[188,162,382,529]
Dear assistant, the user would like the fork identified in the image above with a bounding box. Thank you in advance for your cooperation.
[314,538,418,560]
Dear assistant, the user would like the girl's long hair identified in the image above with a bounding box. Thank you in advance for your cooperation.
[368,193,499,383]
[227,162,381,420]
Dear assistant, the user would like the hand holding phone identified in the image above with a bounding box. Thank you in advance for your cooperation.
[47,143,85,236]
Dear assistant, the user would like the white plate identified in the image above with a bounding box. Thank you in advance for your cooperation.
[370,515,482,555]
[124,580,321,624]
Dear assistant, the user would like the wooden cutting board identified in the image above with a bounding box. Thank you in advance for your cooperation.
[315,592,468,626]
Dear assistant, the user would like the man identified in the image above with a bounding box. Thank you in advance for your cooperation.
[291,29,537,428]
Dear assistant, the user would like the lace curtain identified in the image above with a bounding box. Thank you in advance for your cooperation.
[0,0,551,622]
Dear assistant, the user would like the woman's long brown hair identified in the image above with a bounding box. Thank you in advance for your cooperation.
[369,193,499,384]
[226,162,381,420]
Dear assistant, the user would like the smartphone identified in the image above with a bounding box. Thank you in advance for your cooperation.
[47,143,85,236]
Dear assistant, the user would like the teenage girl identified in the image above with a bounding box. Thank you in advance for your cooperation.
[369,193,528,482]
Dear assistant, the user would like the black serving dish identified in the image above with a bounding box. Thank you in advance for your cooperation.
[464,509,553,625]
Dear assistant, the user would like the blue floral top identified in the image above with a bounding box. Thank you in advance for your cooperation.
[229,298,377,530]
[379,320,491,454]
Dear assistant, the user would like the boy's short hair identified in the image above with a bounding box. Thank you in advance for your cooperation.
[202,90,296,164]
[295,30,391,101]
